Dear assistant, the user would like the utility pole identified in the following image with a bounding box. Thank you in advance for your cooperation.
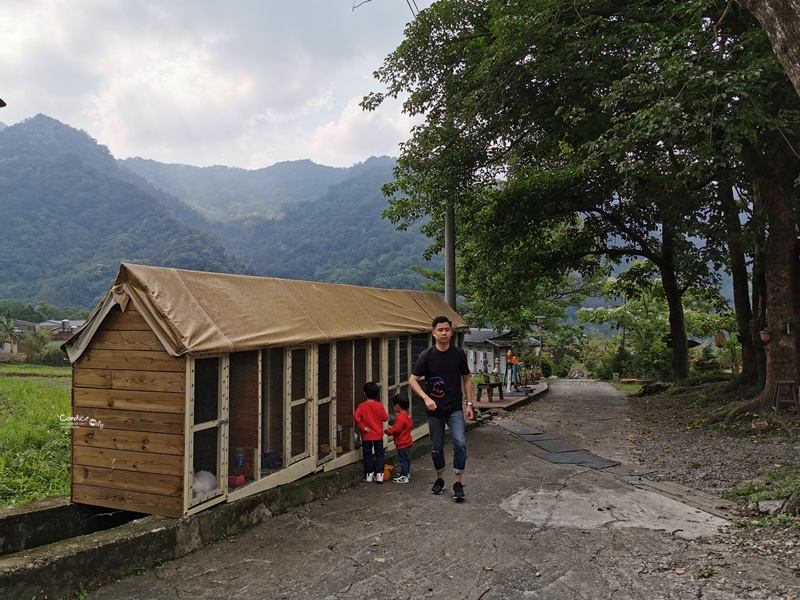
[444,205,456,309]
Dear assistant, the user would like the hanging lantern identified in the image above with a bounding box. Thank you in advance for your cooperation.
[714,332,725,348]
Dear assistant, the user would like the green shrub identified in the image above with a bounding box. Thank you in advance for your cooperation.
[40,344,69,367]
[724,467,800,505]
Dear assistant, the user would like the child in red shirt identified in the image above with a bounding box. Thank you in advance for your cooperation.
[353,382,389,483]
[384,392,412,483]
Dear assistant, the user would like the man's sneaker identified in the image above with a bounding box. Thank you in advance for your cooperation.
[392,475,410,484]
[453,481,465,502]
[431,478,445,495]
[375,472,384,483]
[365,473,374,483]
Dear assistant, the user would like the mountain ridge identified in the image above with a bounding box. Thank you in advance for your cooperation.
[0,115,438,310]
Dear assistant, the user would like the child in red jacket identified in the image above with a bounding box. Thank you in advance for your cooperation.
[384,392,412,483]
[353,382,389,483]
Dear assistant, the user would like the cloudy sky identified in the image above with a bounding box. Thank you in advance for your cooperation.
[0,0,432,169]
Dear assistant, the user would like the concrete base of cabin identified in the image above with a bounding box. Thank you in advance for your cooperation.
[0,416,493,600]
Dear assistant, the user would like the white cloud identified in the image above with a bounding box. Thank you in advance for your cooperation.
[0,0,432,168]
[309,95,420,167]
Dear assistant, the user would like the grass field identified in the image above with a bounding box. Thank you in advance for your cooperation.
[0,363,72,506]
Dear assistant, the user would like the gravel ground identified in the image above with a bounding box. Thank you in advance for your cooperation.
[626,384,800,575]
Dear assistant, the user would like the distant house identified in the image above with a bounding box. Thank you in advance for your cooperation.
[62,264,468,518]
[464,328,510,374]
[7,319,85,337]
[12,320,38,333]
[464,328,542,375]
[8,319,85,354]
[41,319,86,341]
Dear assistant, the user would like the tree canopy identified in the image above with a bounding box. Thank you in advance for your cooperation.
[364,0,800,395]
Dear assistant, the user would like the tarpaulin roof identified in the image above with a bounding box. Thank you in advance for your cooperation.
[63,264,468,362]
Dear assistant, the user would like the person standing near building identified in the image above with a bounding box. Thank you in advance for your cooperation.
[410,316,474,502]
[384,392,413,483]
[510,350,520,388]
[354,382,389,483]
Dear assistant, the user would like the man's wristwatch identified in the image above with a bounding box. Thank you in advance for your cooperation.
[465,402,474,406]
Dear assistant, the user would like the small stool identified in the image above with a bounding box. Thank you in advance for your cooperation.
[476,382,504,403]
[772,380,798,411]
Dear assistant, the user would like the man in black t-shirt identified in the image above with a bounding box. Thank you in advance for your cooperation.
[410,316,474,501]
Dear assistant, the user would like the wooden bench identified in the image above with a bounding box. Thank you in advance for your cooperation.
[476,382,504,403]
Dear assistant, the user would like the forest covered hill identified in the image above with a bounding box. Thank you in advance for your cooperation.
[0,115,439,311]
[120,156,391,219]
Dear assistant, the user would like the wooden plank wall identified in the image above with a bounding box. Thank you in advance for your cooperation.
[71,305,187,518]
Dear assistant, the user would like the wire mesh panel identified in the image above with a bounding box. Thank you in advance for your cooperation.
[410,333,431,428]
[316,343,334,463]
[388,338,398,388]
[288,348,310,464]
[371,338,381,386]
[192,427,219,497]
[400,335,409,383]
[335,341,354,454]
[387,337,410,425]
[290,402,307,458]
[353,339,368,410]
[316,399,333,460]
[229,351,259,482]
[190,357,223,504]
[317,343,331,399]
[194,357,220,426]
[261,348,285,473]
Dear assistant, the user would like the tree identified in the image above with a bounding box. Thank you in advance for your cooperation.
[740,0,800,98]
[363,1,707,378]
[594,2,800,390]
[19,329,53,363]
[365,0,800,389]
[0,314,17,352]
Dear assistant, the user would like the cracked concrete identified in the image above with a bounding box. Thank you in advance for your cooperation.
[81,380,799,599]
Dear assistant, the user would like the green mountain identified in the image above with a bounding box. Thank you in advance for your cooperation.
[217,162,436,288]
[120,157,356,219]
[125,154,437,288]
[0,115,439,311]
[0,115,245,309]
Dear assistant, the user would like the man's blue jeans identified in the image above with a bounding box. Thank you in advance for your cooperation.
[428,410,467,474]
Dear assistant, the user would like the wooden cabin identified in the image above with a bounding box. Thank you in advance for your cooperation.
[62,264,468,518]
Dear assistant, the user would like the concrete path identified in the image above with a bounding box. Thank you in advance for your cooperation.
[90,380,799,599]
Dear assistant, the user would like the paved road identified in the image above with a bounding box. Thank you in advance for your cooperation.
[91,380,799,599]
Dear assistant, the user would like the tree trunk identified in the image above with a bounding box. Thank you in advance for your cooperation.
[741,0,800,100]
[719,185,757,382]
[750,182,768,389]
[755,148,800,404]
[660,223,689,380]
[445,205,456,309]
[716,142,799,425]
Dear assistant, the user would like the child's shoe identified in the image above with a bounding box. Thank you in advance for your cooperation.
[375,472,384,483]
[392,475,410,484]
[365,473,374,483]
